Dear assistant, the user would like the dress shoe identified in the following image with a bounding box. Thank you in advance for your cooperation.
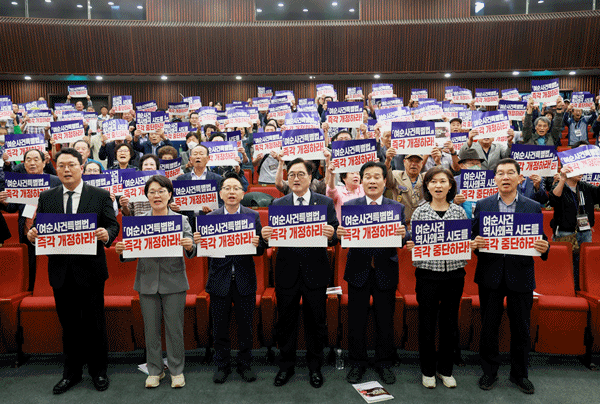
[52,376,82,395]
[213,367,231,384]
[92,375,110,392]
[422,374,436,389]
[376,367,396,385]
[237,367,257,383]
[171,373,185,388]
[478,374,498,391]
[273,370,295,387]
[309,370,324,388]
[509,375,535,394]
[436,372,457,388]
[145,372,165,388]
[346,366,366,384]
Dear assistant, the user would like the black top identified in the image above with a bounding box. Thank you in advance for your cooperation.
[549,181,600,233]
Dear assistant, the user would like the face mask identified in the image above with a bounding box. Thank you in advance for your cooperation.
[0,135,5,143]
[468,165,481,170]
[187,141,198,150]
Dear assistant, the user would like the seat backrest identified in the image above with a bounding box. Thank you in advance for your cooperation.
[258,208,269,228]
[580,243,600,295]
[334,245,349,294]
[3,213,20,245]
[542,210,553,239]
[533,242,574,297]
[32,255,52,297]
[254,252,270,294]
[594,212,600,243]
[187,256,208,294]
[397,247,415,295]
[104,247,137,296]
[0,245,27,296]
[463,254,479,295]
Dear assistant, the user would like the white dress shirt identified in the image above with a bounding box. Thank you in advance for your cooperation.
[63,181,84,213]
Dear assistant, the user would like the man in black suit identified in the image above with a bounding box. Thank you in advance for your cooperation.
[27,148,120,395]
[472,158,549,395]
[336,161,407,385]
[261,158,339,388]
[0,149,62,291]
[175,144,223,232]
[196,172,265,384]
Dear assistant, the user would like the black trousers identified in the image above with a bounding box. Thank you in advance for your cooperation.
[347,271,396,368]
[479,284,533,379]
[416,276,464,377]
[210,279,255,370]
[52,273,108,379]
[275,276,326,372]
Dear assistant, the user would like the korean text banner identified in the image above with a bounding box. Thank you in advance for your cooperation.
[68,85,88,97]
[172,179,218,211]
[331,139,378,173]
[253,131,282,156]
[183,96,202,111]
[340,204,403,248]
[121,170,165,202]
[459,170,498,201]
[498,100,527,120]
[326,102,363,128]
[285,112,320,130]
[371,83,393,98]
[102,119,129,141]
[472,110,510,140]
[112,95,133,113]
[474,89,500,106]
[26,109,53,127]
[122,215,184,259]
[136,111,168,133]
[203,141,239,166]
[501,88,520,101]
[480,212,543,256]
[557,145,600,177]
[196,214,256,257]
[390,121,436,155]
[4,172,50,205]
[412,219,471,261]
[281,128,325,161]
[168,102,189,116]
[199,106,217,125]
[50,120,85,144]
[268,205,327,247]
[510,144,558,177]
[164,122,191,141]
[4,133,45,162]
[36,213,97,255]
[531,79,560,105]
[135,101,158,112]
[160,157,182,179]
[82,173,112,193]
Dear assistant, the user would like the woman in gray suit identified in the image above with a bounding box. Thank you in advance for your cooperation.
[115,175,196,389]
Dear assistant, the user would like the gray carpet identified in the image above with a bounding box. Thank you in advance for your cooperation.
[0,350,598,404]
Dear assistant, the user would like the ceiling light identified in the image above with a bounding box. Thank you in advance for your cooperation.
[569,71,576,75]
[309,76,314,79]
[236,76,242,80]
[256,8,262,12]
[278,2,284,7]
[108,1,114,4]
[24,76,31,80]
[137,5,143,9]
[161,76,168,80]
[538,0,544,3]
[45,0,51,2]
[444,73,451,78]
[303,8,308,12]
[374,74,380,79]
[96,76,103,80]
[475,2,484,13]
[332,2,338,6]
[11,2,18,5]
[512,71,520,75]
[349,8,355,12]
[76,4,83,7]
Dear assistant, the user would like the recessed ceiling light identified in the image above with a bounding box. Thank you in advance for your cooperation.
[137,5,143,9]
[278,2,284,7]
[512,71,520,75]
[45,0,51,2]
[309,76,314,79]
[24,76,31,80]
[236,76,242,80]
[332,2,338,6]
[161,75,168,80]
[374,74,380,79]
[569,71,576,75]
[76,4,83,7]
[11,2,18,5]
[256,8,262,12]
[96,76,103,80]
[444,73,451,78]
[538,0,544,3]
[303,8,308,12]
[349,8,355,12]
[108,1,114,4]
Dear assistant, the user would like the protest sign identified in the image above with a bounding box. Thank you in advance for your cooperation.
[122,215,184,259]
[36,213,97,255]
[480,212,543,256]
[172,179,219,211]
[340,205,403,248]
[412,219,471,261]
[268,205,327,247]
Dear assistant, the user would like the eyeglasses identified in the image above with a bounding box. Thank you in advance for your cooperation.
[222,186,243,192]
[288,172,307,179]
[57,163,80,170]
[495,171,518,178]
[85,169,101,174]
[147,189,169,197]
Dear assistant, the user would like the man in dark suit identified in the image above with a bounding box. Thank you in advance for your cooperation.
[197,172,265,384]
[133,128,173,156]
[472,158,549,395]
[336,161,407,385]
[27,148,120,395]
[175,144,223,232]
[261,158,339,389]
[0,149,62,291]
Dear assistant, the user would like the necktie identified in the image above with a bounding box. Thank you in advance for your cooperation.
[370,201,377,267]
[66,191,75,214]
[297,197,304,206]
[370,201,378,205]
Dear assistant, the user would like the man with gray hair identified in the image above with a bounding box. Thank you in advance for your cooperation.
[563,99,597,146]
[522,97,565,146]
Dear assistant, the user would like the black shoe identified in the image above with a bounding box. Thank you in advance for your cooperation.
[273,370,295,387]
[509,376,535,394]
[478,374,498,391]
[213,367,231,384]
[346,366,366,384]
[92,375,109,392]
[52,376,82,395]
[376,367,396,385]
[309,370,324,388]
[237,367,257,383]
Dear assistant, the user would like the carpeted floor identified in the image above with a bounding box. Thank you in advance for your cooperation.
[0,349,598,404]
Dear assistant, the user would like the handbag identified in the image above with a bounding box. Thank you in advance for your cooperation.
[554,232,579,253]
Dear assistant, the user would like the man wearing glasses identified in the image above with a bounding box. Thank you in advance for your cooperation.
[471,158,549,395]
[261,158,339,389]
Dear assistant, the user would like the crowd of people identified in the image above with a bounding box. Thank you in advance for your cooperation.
[0,86,598,396]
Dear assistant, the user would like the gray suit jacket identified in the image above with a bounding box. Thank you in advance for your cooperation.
[460,142,511,171]
[124,209,197,295]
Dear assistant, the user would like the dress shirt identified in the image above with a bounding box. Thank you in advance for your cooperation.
[366,195,384,205]
[294,190,311,206]
[63,181,84,214]
[498,192,518,213]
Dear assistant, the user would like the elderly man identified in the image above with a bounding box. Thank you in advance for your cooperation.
[563,101,597,146]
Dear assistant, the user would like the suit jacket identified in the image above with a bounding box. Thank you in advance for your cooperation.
[133,138,173,156]
[125,210,196,295]
[175,170,224,232]
[343,196,405,290]
[36,182,120,289]
[472,194,549,293]
[5,175,62,243]
[272,192,339,290]
[205,206,265,297]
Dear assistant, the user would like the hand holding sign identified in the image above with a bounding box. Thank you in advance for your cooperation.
[95,228,108,243]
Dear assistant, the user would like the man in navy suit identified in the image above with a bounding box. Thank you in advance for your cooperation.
[175,144,223,232]
[336,161,407,385]
[0,149,62,291]
[261,158,339,388]
[197,172,265,384]
[133,128,173,156]
[472,158,549,395]
[27,148,119,394]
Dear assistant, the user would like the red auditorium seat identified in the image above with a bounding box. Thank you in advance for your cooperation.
[0,245,29,353]
[3,213,20,245]
[243,169,253,186]
[594,212,600,243]
[114,213,123,242]
[247,185,283,199]
[20,248,137,353]
[132,256,208,351]
[576,243,600,359]
[542,209,553,240]
[533,242,589,355]
[257,208,269,228]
